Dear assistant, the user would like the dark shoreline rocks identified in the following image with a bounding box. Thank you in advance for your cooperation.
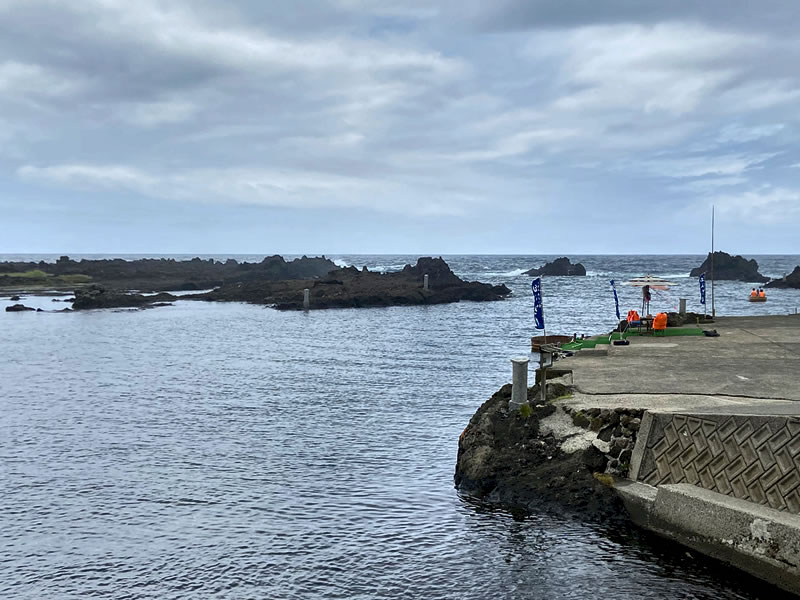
[455,383,625,522]
[197,257,511,310]
[689,251,768,283]
[525,257,586,277]
[72,285,176,310]
[766,266,800,289]
[57,257,509,311]
[0,254,339,293]
[5,303,35,312]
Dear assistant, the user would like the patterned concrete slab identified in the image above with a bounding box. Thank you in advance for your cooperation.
[631,411,800,514]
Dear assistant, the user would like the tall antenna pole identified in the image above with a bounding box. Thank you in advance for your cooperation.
[711,205,716,318]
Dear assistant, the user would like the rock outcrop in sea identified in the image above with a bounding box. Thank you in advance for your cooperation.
[5,303,36,312]
[72,285,175,310]
[525,257,586,276]
[765,265,800,289]
[200,257,511,310]
[689,251,768,282]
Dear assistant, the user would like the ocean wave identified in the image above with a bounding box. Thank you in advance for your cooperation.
[332,258,351,268]
[480,268,528,277]
[370,264,407,273]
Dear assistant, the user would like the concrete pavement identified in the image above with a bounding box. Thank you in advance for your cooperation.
[557,314,800,405]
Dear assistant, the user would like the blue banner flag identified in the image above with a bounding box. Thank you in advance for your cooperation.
[531,278,544,330]
[699,273,706,305]
[610,280,621,320]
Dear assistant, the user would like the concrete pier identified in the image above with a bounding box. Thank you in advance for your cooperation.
[509,357,529,412]
[552,314,800,593]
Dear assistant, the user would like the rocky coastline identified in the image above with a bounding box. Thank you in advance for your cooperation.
[0,254,338,293]
[196,257,511,310]
[2,256,510,311]
[454,379,637,522]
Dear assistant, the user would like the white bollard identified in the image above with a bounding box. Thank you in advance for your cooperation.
[509,357,529,412]
[423,273,429,291]
[303,288,310,310]
[679,298,686,316]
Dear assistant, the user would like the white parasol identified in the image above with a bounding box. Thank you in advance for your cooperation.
[622,275,677,291]
[622,275,677,315]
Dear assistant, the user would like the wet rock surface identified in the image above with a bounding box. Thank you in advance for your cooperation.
[72,285,176,310]
[5,303,35,312]
[454,383,626,522]
[525,257,586,276]
[689,251,768,282]
[198,257,511,310]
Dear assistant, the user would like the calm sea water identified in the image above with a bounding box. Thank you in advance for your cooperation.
[3,254,799,599]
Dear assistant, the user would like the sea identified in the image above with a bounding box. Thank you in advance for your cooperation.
[3,254,799,599]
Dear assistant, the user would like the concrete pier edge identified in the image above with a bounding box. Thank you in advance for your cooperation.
[616,480,800,595]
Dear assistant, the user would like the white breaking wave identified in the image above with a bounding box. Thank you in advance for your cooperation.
[479,268,528,277]
[332,258,351,268]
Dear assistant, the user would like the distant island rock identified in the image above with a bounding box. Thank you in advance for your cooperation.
[525,257,586,277]
[689,251,768,282]
[199,257,511,310]
[766,266,800,289]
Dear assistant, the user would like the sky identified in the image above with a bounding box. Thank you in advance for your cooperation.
[2,0,800,255]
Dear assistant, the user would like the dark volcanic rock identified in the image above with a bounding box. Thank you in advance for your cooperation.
[766,266,800,289]
[525,257,586,276]
[10,295,20,301]
[198,257,511,310]
[0,254,339,293]
[5,303,35,312]
[689,251,767,282]
[72,285,175,310]
[454,384,622,521]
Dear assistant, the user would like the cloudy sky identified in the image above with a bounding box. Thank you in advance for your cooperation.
[2,0,800,254]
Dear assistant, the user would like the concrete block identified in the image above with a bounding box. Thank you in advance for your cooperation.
[628,410,654,481]
[650,484,800,595]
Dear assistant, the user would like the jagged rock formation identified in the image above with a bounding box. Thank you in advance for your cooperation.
[525,257,586,276]
[689,252,768,282]
[766,266,800,289]
[199,257,511,310]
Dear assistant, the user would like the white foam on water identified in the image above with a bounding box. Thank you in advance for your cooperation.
[332,258,351,268]
[482,268,528,277]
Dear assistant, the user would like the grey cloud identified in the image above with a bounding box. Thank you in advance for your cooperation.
[462,0,800,34]
[2,0,800,253]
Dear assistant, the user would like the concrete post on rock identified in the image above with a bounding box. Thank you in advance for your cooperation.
[509,357,529,413]
[424,274,429,291]
[679,298,687,316]
[303,288,310,311]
